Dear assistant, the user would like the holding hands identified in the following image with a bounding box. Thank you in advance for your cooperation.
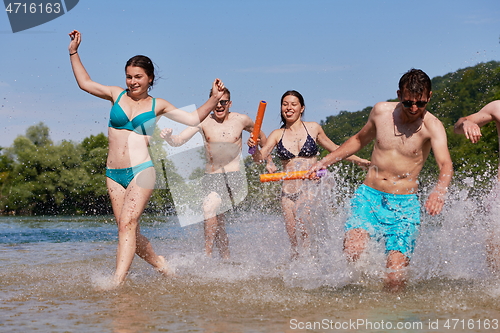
[211,79,226,100]
[160,128,173,141]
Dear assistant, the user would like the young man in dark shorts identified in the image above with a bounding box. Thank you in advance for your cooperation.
[161,88,269,258]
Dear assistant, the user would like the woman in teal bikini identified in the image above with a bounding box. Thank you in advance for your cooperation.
[68,30,225,288]
[249,91,369,259]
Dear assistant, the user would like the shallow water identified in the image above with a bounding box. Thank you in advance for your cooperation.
[2,181,500,332]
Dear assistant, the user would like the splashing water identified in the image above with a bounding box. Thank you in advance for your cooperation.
[1,165,500,331]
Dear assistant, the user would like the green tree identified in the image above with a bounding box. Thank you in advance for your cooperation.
[319,61,500,196]
[241,155,282,214]
[25,122,52,146]
[3,61,500,215]
[0,129,112,215]
[146,126,183,214]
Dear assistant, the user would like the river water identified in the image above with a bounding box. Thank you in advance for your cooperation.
[1,177,500,332]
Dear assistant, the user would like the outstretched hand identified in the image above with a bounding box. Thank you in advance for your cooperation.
[424,191,445,216]
[68,30,81,54]
[356,158,371,170]
[265,161,277,174]
[306,161,326,179]
[461,120,482,143]
[160,128,173,141]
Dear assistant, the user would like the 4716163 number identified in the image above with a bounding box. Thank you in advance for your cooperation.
[443,319,499,330]
[5,2,61,14]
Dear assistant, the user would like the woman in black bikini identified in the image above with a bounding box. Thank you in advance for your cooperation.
[249,90,369,259]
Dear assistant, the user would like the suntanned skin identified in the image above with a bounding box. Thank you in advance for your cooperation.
[454,100,500,168]
[161,93,270,259]
[69,30,226,288]
[309,88,453,292]
[454,100,500,272]
[249,94,370,259]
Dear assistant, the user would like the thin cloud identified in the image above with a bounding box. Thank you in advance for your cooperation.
[463,12,499,25]
[236,64,348,74]
[318,98,366,114]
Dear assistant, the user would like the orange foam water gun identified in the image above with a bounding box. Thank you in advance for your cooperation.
[248,100,267,154]
[259,169,327,182]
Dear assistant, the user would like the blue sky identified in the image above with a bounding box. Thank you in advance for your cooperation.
[1,0,499,148]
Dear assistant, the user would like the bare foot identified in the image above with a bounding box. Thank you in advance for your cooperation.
[220,250,230,260]
[384,270,407,293]
[290,248,299,261]
[384,278,407,293]
[93,275,124,291]
[155,255,175,277]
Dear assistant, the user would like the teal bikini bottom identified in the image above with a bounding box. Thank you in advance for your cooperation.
[106,160,154,188]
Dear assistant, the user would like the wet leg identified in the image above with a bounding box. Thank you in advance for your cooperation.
[384,250,409,292]
[214,214,230,259]
[203,192,222,258]
[486,231,500,274]
[296,218,310,253]
[136,227,173,276]
[343,228,370,262]
[282,196,299,259]
[108,172,166,286]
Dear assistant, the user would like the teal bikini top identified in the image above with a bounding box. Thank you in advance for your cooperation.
[108,90,157,135]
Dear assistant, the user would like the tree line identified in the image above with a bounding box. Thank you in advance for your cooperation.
[322,61,500,191]
[1,61,499,215]
[0,121,283,216]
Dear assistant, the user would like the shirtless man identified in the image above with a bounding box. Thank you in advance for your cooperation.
[308,69,454,291]
[161,88,269,259]
[454,100,500,272]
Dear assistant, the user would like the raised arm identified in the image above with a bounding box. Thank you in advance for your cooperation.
[309,112,376,175]
[160,126,200,147]
[156,79,225,127]
[242,114,269,149]
[425,118,454,216]
[315,123,371,168]
[68,30,117,101]
[243,115,275,169]
[454,100,500,143]
[248,129,281,172]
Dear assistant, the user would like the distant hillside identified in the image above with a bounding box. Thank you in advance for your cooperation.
[430,60,500,126]
[321,61,500,185]
[2,62,499,215]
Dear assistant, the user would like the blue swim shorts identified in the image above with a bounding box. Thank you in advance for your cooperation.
[345,184,421,258]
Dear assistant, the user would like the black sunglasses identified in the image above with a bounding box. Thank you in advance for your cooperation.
[402,100,428,108]
[219,100,230,106]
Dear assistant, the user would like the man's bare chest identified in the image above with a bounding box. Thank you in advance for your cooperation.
[376,120,427,156]
[202,121,244,143]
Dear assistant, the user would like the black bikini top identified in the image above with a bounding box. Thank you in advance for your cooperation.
[275,122,319,160]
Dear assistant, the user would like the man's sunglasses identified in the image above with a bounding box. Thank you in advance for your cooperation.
[219,100,230,106]
[401,100,428,108]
